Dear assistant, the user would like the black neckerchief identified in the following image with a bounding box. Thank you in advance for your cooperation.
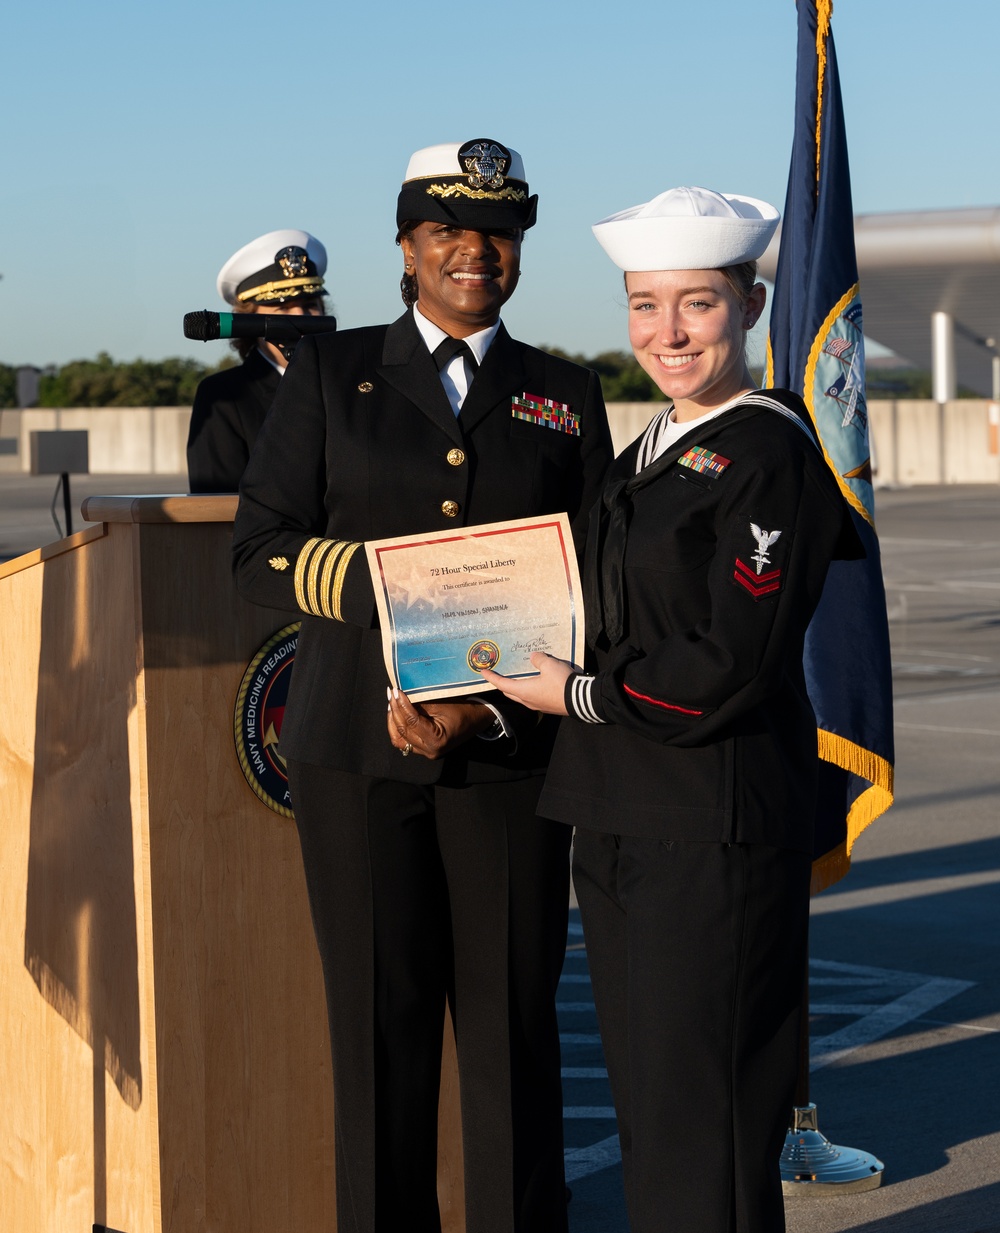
[586,395,817,647]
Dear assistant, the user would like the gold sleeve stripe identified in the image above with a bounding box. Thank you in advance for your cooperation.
[332,541,363,622]
[294,538,325,614]
[318,540,349,619]
[306,539,336,616]
[293,537,363,619]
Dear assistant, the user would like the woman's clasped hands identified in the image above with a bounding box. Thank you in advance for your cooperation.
[386,652,574,759]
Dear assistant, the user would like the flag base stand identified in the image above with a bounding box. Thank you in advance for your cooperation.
[780,1103,883,1193]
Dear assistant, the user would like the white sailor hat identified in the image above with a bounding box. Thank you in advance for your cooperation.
[396,138,538,231]
[216,229,328,306]
[592,186,779,272]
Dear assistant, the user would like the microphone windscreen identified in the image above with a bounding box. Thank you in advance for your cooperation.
[183,310,221,341]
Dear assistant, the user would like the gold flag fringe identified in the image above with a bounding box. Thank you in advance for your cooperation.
[814,0,834,185]
[811,726,894,895]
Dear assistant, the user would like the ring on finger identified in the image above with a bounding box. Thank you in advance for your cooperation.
[401,742,413,757]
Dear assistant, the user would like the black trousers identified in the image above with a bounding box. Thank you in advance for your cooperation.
[287,761,571,1233]
[572,832,810,1233]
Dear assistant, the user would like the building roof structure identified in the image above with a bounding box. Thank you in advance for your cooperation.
[758,206,1000,397]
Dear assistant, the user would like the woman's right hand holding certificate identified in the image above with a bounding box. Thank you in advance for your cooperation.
[479,652,574,716]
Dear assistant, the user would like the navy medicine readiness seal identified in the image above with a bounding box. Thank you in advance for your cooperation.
[234,623,300,818]
[467,639,501,672]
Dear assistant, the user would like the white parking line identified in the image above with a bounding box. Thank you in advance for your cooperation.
[564,1133,622,1184]
[894,721,1000,736]
[811,869,1000,914]
[559,954,976,1181]
[806,959,975,1072]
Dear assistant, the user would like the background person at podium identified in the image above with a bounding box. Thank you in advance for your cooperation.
[186,228,328,493]
[231,139,612,1233]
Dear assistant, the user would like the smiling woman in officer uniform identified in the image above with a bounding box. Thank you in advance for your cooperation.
[186,228,327,492]
[483,187,863,1233]
[232,140,611,1233]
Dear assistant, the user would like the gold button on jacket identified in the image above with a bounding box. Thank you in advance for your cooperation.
[441,500,460,518]
[447,448,466,467]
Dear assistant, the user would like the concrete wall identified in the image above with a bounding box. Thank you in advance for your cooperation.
[9,407,191,475]
[605,402,664,456]
[869,399,1000,486]
[1,400,997,484]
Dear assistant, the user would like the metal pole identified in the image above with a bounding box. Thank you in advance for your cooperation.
[779,957,884,1193]
[62,472,73,537]
[931,311,956,404]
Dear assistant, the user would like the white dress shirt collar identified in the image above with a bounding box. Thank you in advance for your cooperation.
[413,303,501,415]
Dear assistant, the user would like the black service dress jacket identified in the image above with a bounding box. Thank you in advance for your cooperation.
[232,309,612,781]
[540,391,863,853]
[187,347,281,492]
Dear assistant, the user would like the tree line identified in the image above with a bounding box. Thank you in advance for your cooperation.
[0,352,969,409]
[0,349,663,408]
[0,353,236,409]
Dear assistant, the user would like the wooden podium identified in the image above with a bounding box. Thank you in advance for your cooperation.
[0,496,464,1233]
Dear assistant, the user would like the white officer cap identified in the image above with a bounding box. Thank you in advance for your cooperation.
[216,229,328,306]
[592,186,780,272]
[396,138,537,231]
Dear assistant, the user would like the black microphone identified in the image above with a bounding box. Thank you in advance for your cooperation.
[183,310,338,342]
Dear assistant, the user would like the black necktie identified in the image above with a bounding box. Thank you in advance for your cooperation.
[432,336,479,373]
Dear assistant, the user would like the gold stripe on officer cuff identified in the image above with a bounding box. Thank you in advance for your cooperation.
[294,538,324,614]
[306,540,336,616]
[318,541,348,618]
[331,541,362,622]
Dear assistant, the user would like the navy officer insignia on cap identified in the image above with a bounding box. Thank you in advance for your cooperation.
[458,140,511,191]
[276,246,310,279]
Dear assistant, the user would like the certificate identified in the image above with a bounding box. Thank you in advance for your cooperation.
[365,514,584,703]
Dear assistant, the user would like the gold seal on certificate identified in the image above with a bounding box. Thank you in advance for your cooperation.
[365,513,584,703]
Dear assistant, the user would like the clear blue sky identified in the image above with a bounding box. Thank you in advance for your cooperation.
[2,0,996,369]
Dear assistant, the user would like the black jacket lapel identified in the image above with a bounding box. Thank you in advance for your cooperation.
[458,323,527,434]
[377,310,464,444]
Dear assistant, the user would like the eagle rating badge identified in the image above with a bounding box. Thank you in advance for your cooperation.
[234,623,300,818]
[732,520,786,601]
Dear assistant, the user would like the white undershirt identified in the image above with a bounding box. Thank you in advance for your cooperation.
[412,303,500,416]
[644,391,751,469]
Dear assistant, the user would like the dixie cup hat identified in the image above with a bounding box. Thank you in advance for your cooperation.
[592,186,779,271]
[217,229,328,306]
[396,138,538,232]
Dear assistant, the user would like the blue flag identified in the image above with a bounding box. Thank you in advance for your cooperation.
[766,0,894,892]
